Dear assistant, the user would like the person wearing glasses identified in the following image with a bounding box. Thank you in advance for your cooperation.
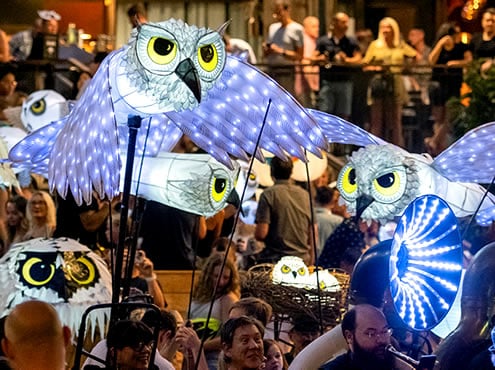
[104,320,157,370]
[320,304,396,370]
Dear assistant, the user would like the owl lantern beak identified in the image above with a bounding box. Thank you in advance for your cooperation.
[356,194,374,219]
[227,188,241,209]
[175,58,202,103]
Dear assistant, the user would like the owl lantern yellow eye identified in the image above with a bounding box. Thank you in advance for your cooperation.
[281,265,291,273]
[22,257,55,286]
[211,176,228,203]
[373,172,400,195]
[30,99,46,116]
[339,165,358,197]
[371,169,407,203]
[297,267,306,276]
[198,44,218,72]
[66,256,96,286]
[147,37,177,65]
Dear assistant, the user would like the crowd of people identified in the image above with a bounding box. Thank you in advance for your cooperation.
[261,2,495,153]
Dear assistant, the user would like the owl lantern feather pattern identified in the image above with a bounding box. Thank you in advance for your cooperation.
[9,18,327,207]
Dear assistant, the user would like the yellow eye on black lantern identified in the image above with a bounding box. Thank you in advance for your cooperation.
[198,44,218,72]
[30,99,46,116]
[340,165,358,196]
[66,256,96,286]
[22,257,55,286]
[211,176,228,203]
[281,265,291,273]
[147,37,177,65]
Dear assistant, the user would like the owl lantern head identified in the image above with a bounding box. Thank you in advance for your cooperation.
[123,18,227,113]
[272,256,341,292]
[0,238,112,339]
[272,256,310,288]
[21,90,69,133]
[337,145,421,224]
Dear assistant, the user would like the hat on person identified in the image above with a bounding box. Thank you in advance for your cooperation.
[489,325,495,353]
[37,10,61,21]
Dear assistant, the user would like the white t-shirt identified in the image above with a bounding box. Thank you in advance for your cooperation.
[229,38,257,64]
[265,21,304,65]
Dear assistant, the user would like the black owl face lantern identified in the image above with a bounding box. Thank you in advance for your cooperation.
[17,250,99,301]
[0,238,112,338]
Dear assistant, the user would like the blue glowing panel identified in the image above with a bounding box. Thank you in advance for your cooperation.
[431,269,464,339]
[475,206,495,226]
[433,121,495,184]
[389,194,463,330]
[306,108,386,147]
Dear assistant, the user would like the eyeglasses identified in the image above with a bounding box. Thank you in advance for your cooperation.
[362,328,393,340]
[128,341,154,352]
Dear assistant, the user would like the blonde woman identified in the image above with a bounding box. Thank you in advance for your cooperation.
[24,190,56,240]
[190,253,240,369]
[363,17,418,147]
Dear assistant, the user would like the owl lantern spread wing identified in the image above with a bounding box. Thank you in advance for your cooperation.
[306,110,495,224]
[9,18,326,207]
[0,238,112,339]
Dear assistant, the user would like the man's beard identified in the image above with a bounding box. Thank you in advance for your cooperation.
[351,337,395,370]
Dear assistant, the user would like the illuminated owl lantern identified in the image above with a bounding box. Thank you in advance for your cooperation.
[307,269,341,292]
[8,19,228,206]
[20,89,69,133]
[10,19,327,207]
[123,152,239,217]
[306,109,495,224]
[272,256,310,288]
[337,144,495,224]
[0,238,112,338]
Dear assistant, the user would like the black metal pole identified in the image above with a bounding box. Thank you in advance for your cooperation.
[111,114,141,304]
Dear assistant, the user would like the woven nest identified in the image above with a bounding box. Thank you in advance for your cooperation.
[241,264,350,330]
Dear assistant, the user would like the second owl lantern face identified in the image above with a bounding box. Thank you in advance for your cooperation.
[121,19,227,113]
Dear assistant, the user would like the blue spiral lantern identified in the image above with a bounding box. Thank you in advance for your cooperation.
[389,195,463,330]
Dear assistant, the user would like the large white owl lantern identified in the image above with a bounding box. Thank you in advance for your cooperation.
[0,238,112,338]
[10,18,327,208]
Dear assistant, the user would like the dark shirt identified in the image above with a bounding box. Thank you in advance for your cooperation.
[255,180,313,263]
[316,35,360,81]
[317,218,365,269]
[320,352,360,370]
[139,201,201,270]
[432,42,469,82]
[469,33,495,59]
[320,351,395,370]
